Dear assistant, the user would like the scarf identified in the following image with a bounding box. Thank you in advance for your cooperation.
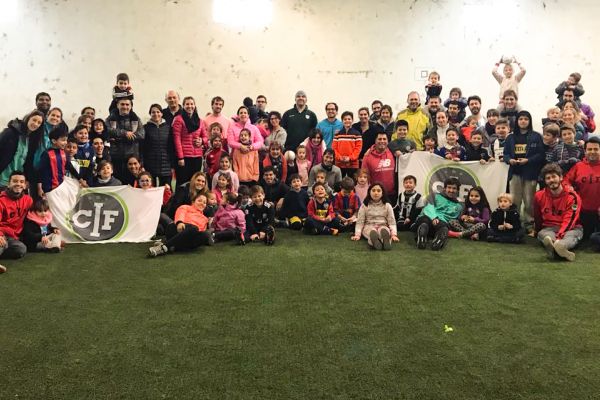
[181,110,200,133]
[320,161,332,172]
[26,210,53,226]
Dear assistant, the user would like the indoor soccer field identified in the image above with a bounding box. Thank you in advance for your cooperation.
[1,230,599,399]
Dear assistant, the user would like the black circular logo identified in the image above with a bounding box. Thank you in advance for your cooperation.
[426,165,479,202]
[68,192,127,241]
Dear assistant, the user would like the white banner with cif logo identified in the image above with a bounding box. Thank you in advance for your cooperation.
[397,152,510,203]
[47,177,164,243]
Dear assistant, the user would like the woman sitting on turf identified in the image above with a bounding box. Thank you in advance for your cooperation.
[351,182,399,250]
[148,192,213,257]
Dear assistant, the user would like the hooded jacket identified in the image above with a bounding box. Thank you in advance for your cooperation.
[361,145,396,195]
[0,190,33,239]
[503,110,545,181]
[0,119,42,183]
[489,205,522,233]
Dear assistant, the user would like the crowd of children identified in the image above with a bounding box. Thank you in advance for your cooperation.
[1,63,600,273]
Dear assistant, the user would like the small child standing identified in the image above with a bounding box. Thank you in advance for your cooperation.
[465,131,490,163]
[22,199,63,252]
[295,145,310,188]
[204,130,226,180]
[332,176,361,231]
[211,154,239,193]
[487,193,524,243]
[448,186,491,240]
[425,71,442,102]
[233,128,260,187]
[394,175,425,231]
[492,57,526,102]
[109,72,134,113]
[435,128,466,161]
[333,111,362,178]
[542,123,560,163]
[38,127,68,197]
[244,185,276,245]
[388,120,416,156]
[354,169,370,204]
[212,192,247,245]
[304,182,341,235]
[550,124,584,174]
[351,183,398,250]
[489,118,511,162]
[281,174,309,230]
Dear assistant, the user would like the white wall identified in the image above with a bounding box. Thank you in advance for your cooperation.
[1,0,598,129]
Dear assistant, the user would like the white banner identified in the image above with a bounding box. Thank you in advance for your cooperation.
[397,152,510,203]
[47,177,164,243]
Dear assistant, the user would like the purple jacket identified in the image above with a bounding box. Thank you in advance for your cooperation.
[212,204,246,233]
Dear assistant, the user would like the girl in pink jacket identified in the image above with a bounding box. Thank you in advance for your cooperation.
[227,106,263,153]
[212,192,246,245]
[172,96,208,186]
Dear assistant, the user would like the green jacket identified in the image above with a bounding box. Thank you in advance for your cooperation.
[420,193,463,223]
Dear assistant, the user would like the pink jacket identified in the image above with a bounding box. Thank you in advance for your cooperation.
[172,114,208,159]
[212,203,246,233]
[227,121,264,151]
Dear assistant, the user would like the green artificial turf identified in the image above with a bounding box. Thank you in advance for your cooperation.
[1,231,600,399]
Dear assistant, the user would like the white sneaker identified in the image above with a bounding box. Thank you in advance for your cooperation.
[542,236,555,260]
[148,243,168,257]
[553,240,575,261]
[0,264,6,274]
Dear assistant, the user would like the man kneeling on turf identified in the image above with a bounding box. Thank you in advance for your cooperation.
[414,177,463,250]
[534,163,583,261]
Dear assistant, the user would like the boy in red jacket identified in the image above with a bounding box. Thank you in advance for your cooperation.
[0,171,33,269]
[534,163,583,261]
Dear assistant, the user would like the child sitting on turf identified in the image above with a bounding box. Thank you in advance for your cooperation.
[307,170,334,199]
[204,130,226,180]
[281,174,309,230]
[394,175,425,231]
[487,193,524,243]
[238,185,252,211]
[213,172,234,205]
[38,126,68,196]
[414,177,463,251]
[489,118,511,162]
[354,169,369,204]
[148,193,213,257]
[448,186,490,240]
[244,185,276,245]
[261,141,287,183]
[204,192,219,220]
[22,199,63,253]
[332,176,361,231]
[233,128,260,187]
[212,192,246,245]
[91,160,122,187]
[549,124,584,174]
[295,145,310,188]
[211,154,239,193]
[304,182,340,235]
[435,128,466,161]
[351,182,398,250]
[388,120,416,156]
[465,131,490,163]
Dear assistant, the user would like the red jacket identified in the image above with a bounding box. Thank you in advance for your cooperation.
[534,184,582,237]
[563,158,600,212]
[0,191,33,239]
[361,146,396,195]
[172,114,208,159]
[205,148,226,178]
[307,197,335,221]
[332,128,362,169]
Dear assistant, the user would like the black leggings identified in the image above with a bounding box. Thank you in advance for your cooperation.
[165,223,210,252]
[175,157,203,187]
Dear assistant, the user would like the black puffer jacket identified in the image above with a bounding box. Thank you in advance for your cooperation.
[142,119,172,177]
[0,119,42,181]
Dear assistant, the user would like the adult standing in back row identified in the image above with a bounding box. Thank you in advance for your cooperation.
[396,91,430,150]
[282,90,318,152]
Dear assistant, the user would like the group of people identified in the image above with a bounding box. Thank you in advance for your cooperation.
[1,61,599,272]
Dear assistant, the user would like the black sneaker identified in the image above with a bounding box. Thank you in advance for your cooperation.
[431,227,448,251]
[380,229,392,250]
[265,226,275,246]
[206,229,215,246]
[416,223,428,249]
[369,230,382,250]
[235,228,246,246]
